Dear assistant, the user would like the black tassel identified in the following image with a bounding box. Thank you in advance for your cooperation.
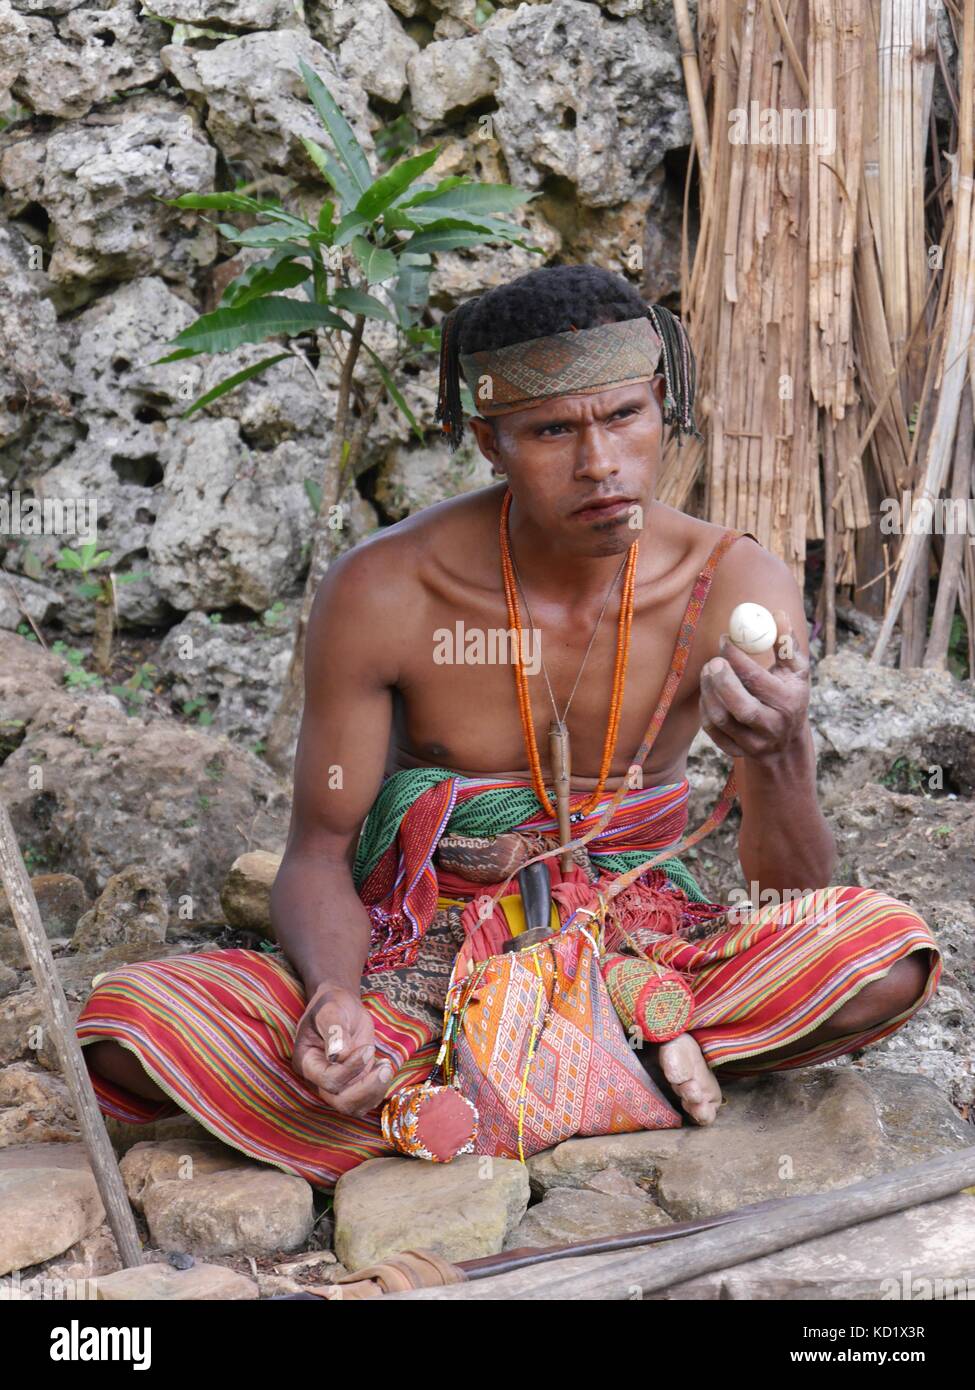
[647,304,703,448]
[435,298,481,453]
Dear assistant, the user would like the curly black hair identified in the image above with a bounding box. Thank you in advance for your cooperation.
[434,264,700,452]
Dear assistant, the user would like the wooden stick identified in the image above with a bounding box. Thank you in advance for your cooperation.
[390,1144,975,1300]
[0,802,143,1268]
[548,720,573,875]
[673,0,711,179]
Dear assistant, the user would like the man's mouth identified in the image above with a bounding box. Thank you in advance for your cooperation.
[571,496,636,521]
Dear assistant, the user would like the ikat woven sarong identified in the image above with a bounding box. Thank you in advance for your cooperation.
[77,798,942,1190]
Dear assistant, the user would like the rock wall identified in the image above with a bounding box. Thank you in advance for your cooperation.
[0,0,691,672]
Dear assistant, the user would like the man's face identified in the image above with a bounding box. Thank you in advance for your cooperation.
[469,376,666,556]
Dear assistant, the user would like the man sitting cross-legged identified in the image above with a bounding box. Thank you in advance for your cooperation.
[78,265,940,1188]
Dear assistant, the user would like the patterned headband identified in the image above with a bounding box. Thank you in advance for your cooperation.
[458,316,663,417]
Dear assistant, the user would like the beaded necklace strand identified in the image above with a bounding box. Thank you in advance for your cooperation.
[498,488,638,821]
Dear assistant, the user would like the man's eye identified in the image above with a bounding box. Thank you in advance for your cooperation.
[610,407,637,420]
[539,423,569,436]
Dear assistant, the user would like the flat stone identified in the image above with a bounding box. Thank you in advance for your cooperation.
[143,1166,315,1256]
[95,1261,258,1301]
[505,1186,670,1251]
[0,1062,79,1147]
[651,1194,975,1300]
[528,1069,974,1219]
[105,1112,213,1156]
[119,1138,258,1212]
[333,1154,530,1270]
[0,1160,104,1275]
[72,866,169,952]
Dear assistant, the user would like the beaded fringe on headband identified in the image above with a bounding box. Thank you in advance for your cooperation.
[434,302,702,452]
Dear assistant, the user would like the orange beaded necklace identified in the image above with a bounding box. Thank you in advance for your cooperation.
[498,489,638,833]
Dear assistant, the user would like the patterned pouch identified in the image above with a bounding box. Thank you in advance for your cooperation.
[438,926,682,1161]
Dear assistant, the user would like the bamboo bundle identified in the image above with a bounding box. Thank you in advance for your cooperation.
[872,0,975,664]
[659,0,813,583]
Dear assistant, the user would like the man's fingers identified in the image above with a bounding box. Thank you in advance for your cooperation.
[717,636,790,707]
[319,1059,395,1116]
[315,1043,375,1092]
[700,658,767,729]
[770,610,808,674]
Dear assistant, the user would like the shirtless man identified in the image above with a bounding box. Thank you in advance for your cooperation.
[82,265,937,1173]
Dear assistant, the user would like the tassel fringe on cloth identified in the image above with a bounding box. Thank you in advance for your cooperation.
[77,770,941,1190]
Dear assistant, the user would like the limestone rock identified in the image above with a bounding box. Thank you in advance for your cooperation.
[374,437,493,521]
[505,1184,670,1251]
[0,1063,79,1147]
[187,338,336,448]
[19,1221,121,1294]
[158,610,295,744]
[72,866,170,952]
[0,963,16,999]
[0,222,74,450]
[119,1138,257,1213]
[0,872,89,953]
[143,1165,316,1256]
[310,0,419,104]
[810,650,975,799]
[147,418,317,613]
[407,32,498,128]
[652,1194,975,1300]
[105,1110,213,1156]
[0,1145,104,1275]
[528,1069,974,1219]
[482,0,691,207]
[0,94,217,310]
[0,639,291,921]
[148,0,303,31]
[333,1153,531,1269]
[95,1261,259,1300]
[2,1,168,120]
[219,850,282,935]
[161,29,375,181]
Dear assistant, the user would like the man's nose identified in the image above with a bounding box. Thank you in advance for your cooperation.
[574,425,619,480]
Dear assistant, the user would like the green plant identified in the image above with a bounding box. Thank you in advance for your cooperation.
[182,697,215,727]
[56,542,146,675]
[260,601,285,627]
[110,662,158,714]
[947,612,969,681]
[16,623,39,644]
[52,640,105,691]
[153,61,541,768]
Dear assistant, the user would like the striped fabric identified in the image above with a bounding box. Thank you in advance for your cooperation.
[77,880,941,1190]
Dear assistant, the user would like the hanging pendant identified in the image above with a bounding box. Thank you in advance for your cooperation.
[548,719,573,874]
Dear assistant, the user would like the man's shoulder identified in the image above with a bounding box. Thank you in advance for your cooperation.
[320,483,505,608]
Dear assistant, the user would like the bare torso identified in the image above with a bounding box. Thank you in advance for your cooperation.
[359,482,764,792]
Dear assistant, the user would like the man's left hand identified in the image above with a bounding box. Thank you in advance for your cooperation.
[699,610,810,762]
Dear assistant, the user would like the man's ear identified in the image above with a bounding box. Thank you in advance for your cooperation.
[468,415,503,469]
[651,375,667,410]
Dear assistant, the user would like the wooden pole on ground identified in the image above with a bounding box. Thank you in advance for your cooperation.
[0,801,143,1268]
[389,1145,975,1300]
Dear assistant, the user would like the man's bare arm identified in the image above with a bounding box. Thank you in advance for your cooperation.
[270,542,397,995]
[698,547,836,897]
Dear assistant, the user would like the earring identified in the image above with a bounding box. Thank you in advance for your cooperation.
[491,465,506,478]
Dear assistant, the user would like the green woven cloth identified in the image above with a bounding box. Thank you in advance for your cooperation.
[352,767,708,903]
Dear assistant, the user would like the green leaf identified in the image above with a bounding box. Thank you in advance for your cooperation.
[163,192,288,214]
[298,60,372,195]
[350,236,398,284]
[215,222,304,247]
[220,247,302,307]
[390,176,467,209]
[354,146,442,221]
[304,478,323,515]
[398,182,535,216]
[385,208,538,248]
[155,297,350,359]
[401,226,490,257]
[223,259,310,309]
[76,580,102,599]
[362,343,424,442]
[330,288,395,323]
[317,200,336,241]
[181,353,291,419]
[332,212,371,248]
[390,256,431,328]
[56,547,82,571]
[299,137,359,208]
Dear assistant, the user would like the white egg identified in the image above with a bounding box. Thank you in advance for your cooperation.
[728,602,777,654]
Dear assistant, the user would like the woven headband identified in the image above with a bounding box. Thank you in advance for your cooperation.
[458,316,663,417]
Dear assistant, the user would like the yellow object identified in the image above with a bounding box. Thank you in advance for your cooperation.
[437,893,559,937]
